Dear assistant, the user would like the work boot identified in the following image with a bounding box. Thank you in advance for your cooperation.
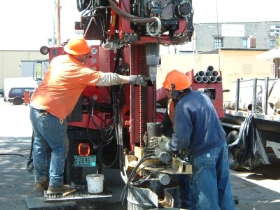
[47,185,72,194]
[34,180,48,191]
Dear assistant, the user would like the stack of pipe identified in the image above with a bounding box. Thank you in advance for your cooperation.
[194,65,222,83]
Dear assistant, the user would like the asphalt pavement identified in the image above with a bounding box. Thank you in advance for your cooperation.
[0,99,127,210]
[0,98,280,210]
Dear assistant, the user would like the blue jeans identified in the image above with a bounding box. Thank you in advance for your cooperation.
[179,174,192,209]
[190,142,235,210]
[30,107,69,187]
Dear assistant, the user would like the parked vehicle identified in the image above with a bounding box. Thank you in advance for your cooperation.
[3,77,38,104]
[7,87,35,105]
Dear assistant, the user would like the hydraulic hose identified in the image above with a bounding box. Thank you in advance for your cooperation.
[0,153,28,158]
[108,0,156,24]
[121,155,156,203]
[0,153,33,173]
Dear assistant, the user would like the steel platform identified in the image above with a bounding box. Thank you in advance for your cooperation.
[43,190,112,202]
[25,190,112,210]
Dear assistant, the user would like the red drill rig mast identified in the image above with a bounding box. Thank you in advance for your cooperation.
[75,0,194,148]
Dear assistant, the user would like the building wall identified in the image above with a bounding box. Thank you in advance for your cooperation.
[0,49,276,103]
[0,51,48,89]
[194,21,280,51]
[158,49,274,101]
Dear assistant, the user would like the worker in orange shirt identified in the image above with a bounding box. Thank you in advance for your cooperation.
[30,37,149,195]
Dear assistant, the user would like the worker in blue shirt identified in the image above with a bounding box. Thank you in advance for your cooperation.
[160,69,235,210]
[160,98,192,209]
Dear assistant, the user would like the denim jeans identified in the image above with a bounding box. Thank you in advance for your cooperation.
[190,142,235,210]
[179,174,192,209]
[30,107,69,187]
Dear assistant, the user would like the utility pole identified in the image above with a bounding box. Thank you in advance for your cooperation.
[52,0,56,47]
[56,0,61,46]
[276,34,279,49]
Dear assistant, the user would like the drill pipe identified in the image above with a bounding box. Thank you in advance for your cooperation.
[194,76,203,83]
[202,76,210,83]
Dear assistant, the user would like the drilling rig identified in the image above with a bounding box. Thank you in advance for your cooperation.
[28,0,196,209]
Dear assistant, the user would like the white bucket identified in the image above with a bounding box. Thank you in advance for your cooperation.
[86,174,104,193]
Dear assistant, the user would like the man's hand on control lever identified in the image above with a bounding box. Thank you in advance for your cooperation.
[158,135,171,152]
[129,75,150,86]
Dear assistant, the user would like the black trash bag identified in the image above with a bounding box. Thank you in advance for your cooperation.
[228,113,270,170]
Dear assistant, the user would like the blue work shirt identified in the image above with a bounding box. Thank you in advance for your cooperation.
[169,90,226,157]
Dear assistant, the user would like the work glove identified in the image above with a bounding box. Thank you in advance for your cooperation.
[143,131,148,146]
[158,135,171,152]
[129,75,150,86]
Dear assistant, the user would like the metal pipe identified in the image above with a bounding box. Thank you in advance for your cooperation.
[194,76,203,83]
[205,70,212,77]
[263,77,269,115]
[146,43,160,82]
[252,78,257,112]
[212,70,219,76]
[56,0,61,46]
[209,76,216,83]
[223,101,252,111]
[239,103,252,111]
[207,65,214,71]
[202,76,209,83]
[216,76,222,83]
[235,79,240,111]
[223,101,236,110]
[196,71,204,77]
[147,122,161,147]
[157,173,171,185]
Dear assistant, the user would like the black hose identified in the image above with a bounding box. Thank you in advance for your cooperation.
[0,153,34,173]
[0,153,28,158]
[25,131,35,173]
[108,0,156,23]
[121,155,156,203]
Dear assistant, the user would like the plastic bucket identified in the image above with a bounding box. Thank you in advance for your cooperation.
[86,174,104,193]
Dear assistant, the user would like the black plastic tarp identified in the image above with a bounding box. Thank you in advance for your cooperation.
[228,113,270,170]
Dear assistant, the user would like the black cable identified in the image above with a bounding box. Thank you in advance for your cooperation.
[0,153,34,173]
[105,47,129,170]
[82,94,118,168]
[85,96,115,146]
[156,36,173,46]
[0,153,28,158]
[121,155,155,203]
[82,48,129,169]
[83,96,109,147]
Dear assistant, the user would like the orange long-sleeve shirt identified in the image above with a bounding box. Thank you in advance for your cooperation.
[30,55,101,119]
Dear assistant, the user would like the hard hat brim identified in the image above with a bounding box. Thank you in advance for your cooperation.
[63,45,91,55]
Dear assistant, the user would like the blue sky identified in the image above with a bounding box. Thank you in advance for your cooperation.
[0,0,279,50]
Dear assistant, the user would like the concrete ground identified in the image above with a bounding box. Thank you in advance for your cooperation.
[0,98,280,210]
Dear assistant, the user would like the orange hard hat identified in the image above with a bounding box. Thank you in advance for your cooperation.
[64,37,91,55]
[162,70,192,90]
